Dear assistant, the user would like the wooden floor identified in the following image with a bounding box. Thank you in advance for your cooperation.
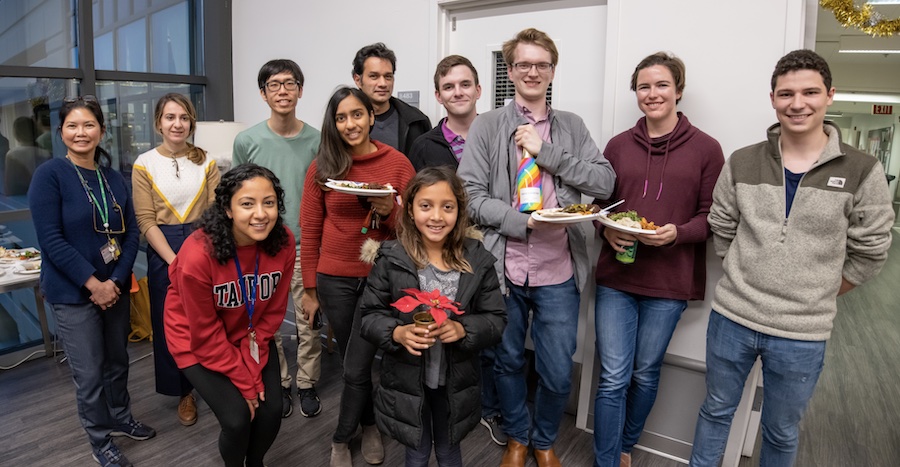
[2,236,900,466]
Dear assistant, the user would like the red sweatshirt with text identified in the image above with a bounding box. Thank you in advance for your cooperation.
[165,228,295,399]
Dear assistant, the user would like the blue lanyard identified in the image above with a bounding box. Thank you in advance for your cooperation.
[233,247,260,330]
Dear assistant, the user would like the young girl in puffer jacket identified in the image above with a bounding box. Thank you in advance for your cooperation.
[359,167,507,466]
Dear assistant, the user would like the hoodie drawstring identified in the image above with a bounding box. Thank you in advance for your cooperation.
[642,116,681,201]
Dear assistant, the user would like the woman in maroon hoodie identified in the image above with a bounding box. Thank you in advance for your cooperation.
[592,52,725,467]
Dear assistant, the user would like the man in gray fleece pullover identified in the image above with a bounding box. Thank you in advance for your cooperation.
[689,50,894,467]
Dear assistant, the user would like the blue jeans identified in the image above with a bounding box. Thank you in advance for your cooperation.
[690,311,826,467]
[480,344,501,419]
[495,277,580,450]
[53,300,133,449]
[593,286,686,467]
[406,386,462,467]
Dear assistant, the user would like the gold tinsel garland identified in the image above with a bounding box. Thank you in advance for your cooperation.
[821,0,900,36]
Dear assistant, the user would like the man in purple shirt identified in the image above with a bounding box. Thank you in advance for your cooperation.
[408,54,482,172]
[457,28,615,467]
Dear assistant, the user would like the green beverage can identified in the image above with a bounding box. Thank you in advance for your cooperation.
[616,243,637,264]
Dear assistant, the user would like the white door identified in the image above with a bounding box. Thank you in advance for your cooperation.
[441,0,607,134]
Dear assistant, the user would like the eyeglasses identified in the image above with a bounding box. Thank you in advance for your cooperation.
[63,95,99,104]
[93,203,126,234]
[512,62,554,73]
[263,80,300,92]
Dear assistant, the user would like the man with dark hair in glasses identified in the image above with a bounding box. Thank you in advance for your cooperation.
[232,58,323,420]
[352,42,431,157]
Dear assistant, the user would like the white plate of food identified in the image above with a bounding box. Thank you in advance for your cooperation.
[596,211,658,235]
[325,180,396,197]
[0,247,41,263]
[14,259,41,275]
[531,204,604,224]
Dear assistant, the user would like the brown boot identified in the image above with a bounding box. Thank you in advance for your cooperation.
[177,393,197,426]
[500,439,528,467]
[620,452,632,467]
[534,447,561,467]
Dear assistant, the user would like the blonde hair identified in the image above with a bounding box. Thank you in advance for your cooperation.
[502,28,559,67]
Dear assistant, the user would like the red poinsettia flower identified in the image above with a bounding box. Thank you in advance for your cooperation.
[390,288,463,326]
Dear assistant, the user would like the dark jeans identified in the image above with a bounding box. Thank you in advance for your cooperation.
[406,386,462,467]
[183,340,282,467]
[148,223,193,396]
[480,345,502,419]
[317,273,377,443]
[52,299,133,450]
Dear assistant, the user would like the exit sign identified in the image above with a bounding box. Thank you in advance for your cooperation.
[872,104,893,115]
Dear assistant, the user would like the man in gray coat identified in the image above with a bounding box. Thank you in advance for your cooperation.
[457,28,615,467]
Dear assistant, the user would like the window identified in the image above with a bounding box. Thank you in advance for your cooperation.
[0,0,232,358]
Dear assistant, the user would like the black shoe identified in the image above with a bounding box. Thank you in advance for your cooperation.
[298,386,322,417]
[282,387,293,418]
[480,415,508,446]
[92,442,133,467]
[110,419,156,441]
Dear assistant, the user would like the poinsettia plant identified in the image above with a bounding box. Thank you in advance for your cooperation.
[390,288,463,326]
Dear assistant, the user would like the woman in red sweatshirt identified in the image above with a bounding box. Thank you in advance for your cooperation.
[165,163,295,467]
[592,52,725,467]
[300,87,415,466]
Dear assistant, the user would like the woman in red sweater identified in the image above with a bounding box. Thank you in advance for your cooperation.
[592,52,725,467]
[300,87,415,466]
[165,163,295,467]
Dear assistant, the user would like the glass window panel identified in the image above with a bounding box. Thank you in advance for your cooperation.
[0,77,77,206]
[114,18,147,72]
[95,81,204,180]
[151,2,190,74]
[94,32,114,70]
[0,0,76,68]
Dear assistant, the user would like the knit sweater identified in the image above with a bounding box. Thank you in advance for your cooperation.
[300,141,415,288]
[29,158,139,304]
[709,123,893,341]
[595,113,724,300]
[164,228,295,399]
[132,147,219,234]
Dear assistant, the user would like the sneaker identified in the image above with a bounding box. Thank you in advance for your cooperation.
[298,386,322,417]
[110,419,156,441]
[480,415,508,446]
[92,442,133,467]
[281,387,293,418]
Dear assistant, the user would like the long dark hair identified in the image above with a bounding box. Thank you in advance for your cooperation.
[58,96,112,167]
[196,163,289,264]
[153,93,206,165]
[397,166,472,273]
[315,87,374,183]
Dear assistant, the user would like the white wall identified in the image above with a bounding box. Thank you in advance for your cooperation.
[601,0,812,361]
[231,0,434,130]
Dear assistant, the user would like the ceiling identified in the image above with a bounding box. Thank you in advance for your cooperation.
[816,3,900,112]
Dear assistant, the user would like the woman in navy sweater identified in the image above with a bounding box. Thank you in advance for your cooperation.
[29,96,153,467]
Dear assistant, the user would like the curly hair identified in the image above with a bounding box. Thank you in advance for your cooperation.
[771,49,832,91]
[396,166,472,273]
[153,93,206,165]
[195,163,289,264]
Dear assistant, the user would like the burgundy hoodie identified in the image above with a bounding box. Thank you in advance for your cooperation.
[595,113,724,300]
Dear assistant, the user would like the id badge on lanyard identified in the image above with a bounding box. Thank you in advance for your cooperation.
[234,248,261,364]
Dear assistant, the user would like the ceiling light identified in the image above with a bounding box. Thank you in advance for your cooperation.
[866,1,900,5]
[833,92,900,104]
[838,35,900,53]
